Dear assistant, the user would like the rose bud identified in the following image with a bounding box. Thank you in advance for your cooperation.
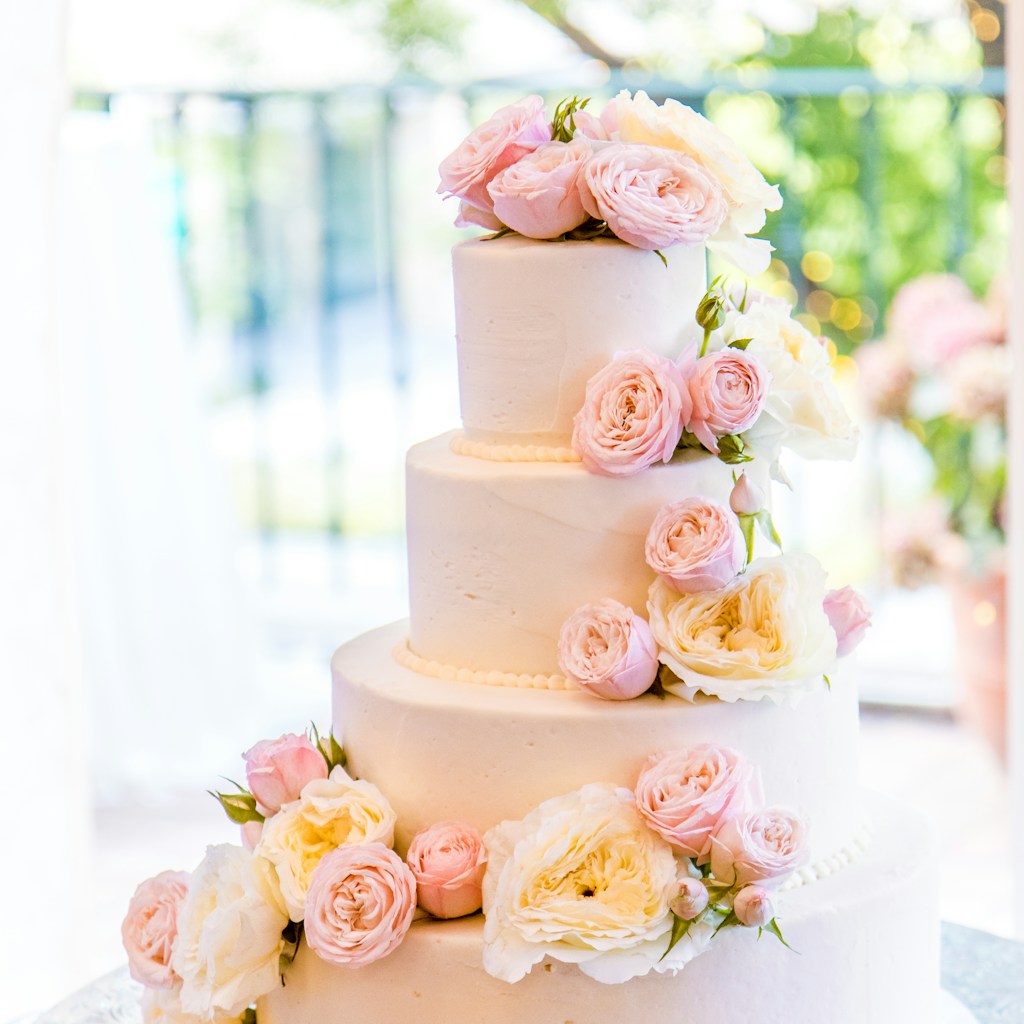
[669,877,710,921]
[243,732,329,816]
[558,599,659,700]
[823,586,872,657]
[729,472,766,516]
[733,884,777,928]
[406,821,487,919]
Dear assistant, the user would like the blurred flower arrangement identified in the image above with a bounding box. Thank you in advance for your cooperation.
[857,271,1007,585]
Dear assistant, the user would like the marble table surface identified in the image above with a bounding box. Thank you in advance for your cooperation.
[14,922,1024,1023]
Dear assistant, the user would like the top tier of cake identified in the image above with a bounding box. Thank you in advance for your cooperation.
[453,235,706,448]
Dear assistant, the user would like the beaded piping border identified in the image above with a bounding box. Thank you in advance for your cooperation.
[393,640,577,691]
[449,432,581,463]
[780,819,873,891]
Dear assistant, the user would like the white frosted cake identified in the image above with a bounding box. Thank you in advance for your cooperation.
[121,91,942,1024]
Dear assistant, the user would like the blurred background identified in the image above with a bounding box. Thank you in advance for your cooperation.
[0,0,1013,1017]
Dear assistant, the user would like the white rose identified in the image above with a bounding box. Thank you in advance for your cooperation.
[141,987,244,1024]
[482,783,712,984]
[255,765,397,921]
[725,305,858,462]
[612,90,782,274]
[171,845,288,1020]
[648,552,837,703]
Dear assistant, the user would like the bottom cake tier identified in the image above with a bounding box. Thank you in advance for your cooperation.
[258,795,938,1024]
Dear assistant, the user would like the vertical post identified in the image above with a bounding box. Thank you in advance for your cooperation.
[379,88,408,393]
[1007,0,1024,937]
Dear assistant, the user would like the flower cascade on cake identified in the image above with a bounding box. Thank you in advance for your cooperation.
[438,92,782,274]
[121,726,491,1023]
[481,746,805,984]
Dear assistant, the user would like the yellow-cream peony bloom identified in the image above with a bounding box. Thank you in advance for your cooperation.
[254,765,397,921]
[482,783,712,984]
[648,553,837,703]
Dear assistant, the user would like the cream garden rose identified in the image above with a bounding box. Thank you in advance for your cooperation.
[648,552,838,703]
[482,783,712,984]
[171,845,288,1020]
[611,90,782,273]
[255,765,397,921]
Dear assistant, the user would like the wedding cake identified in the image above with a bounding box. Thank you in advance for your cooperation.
[121,91,941,1024]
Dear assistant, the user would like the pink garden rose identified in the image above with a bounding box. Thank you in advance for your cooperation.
[644,498,745,593]
[121,870,191,988]
[685,348,771,454]
[242,732,328,816]
[733,884,776,928]
[634,746,761,861]
[668,876,710,921]
[487,138,591,239]
[438,95,551,218]
[406,821,487,919]
[572,350,690,477]
[824,585,872,657]
[710,807,807,887]
[557,598,659,700]
[854,340,915,421]
[578,143,728,250]
[455,200,502,231]
[304,843,417,968]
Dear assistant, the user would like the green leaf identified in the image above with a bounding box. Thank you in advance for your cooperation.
[766,916,797,952]
[329,733,347,771]
[737,281,750,313]
[241,1009,257,1024]
[716,435,754,466]
[728,336,753,350]
[660,913,693,961]
[565,218,610,241]
[823,673,832,691]
[279,920,304,978]
[676,429,706,452]
[739,513,757,566]
[712,909,740,937]
[551,95,591,143]
[653,249,668,268]
[208,789,265,826]
[481,226,515,241]
[754,509,783,550]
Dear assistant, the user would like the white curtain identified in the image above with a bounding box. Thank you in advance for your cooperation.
[0,2,93,1016]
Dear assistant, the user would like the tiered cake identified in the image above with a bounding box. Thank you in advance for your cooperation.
[122,91,944,1024]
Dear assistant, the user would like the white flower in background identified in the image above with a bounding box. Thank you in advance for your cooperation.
[141,986,245,1024]
[171,845,288,1020]
[255,765,397,921]
[648,552,837,702]
[726,304,858,462]
[482,783,711,984]
[611,90,782,274]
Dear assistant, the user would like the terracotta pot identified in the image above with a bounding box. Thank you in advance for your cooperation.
[947,562,1007,760]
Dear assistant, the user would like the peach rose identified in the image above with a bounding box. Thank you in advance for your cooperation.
[438,95,551,216]
[406,821,487,919]
[644,498,745,594]
[304,843,417,967]
[558,598,659,700]
[122,870,191,988]
[578,143,728,250]
[572,350,690,477]
[733,884,776,928]
[824,585,872,657]
[487,138,591,239]
[243,732,328,816]
[634,746,761,861]
[685,348,771,454]
[710,807,807,887]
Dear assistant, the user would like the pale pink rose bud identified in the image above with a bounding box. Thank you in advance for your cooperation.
[578,142,728,250]
[487,138,591,239]
[729,472,765,516]
[669,877,710,921]
[685,348,771,454]
[121,870,191,988]
[634,746,762,862]
[305,843,417,968]
[644,498,745,593]
[710,807,807,888]
[406,821,486,919]
[243,732,329,816]
[240,820,263,852]
[438,95,551,215]
[558,598,659,700]
[824,585,872,657]
[572,350,691,477]
[455,200,503,231]
[733,884,777,928]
